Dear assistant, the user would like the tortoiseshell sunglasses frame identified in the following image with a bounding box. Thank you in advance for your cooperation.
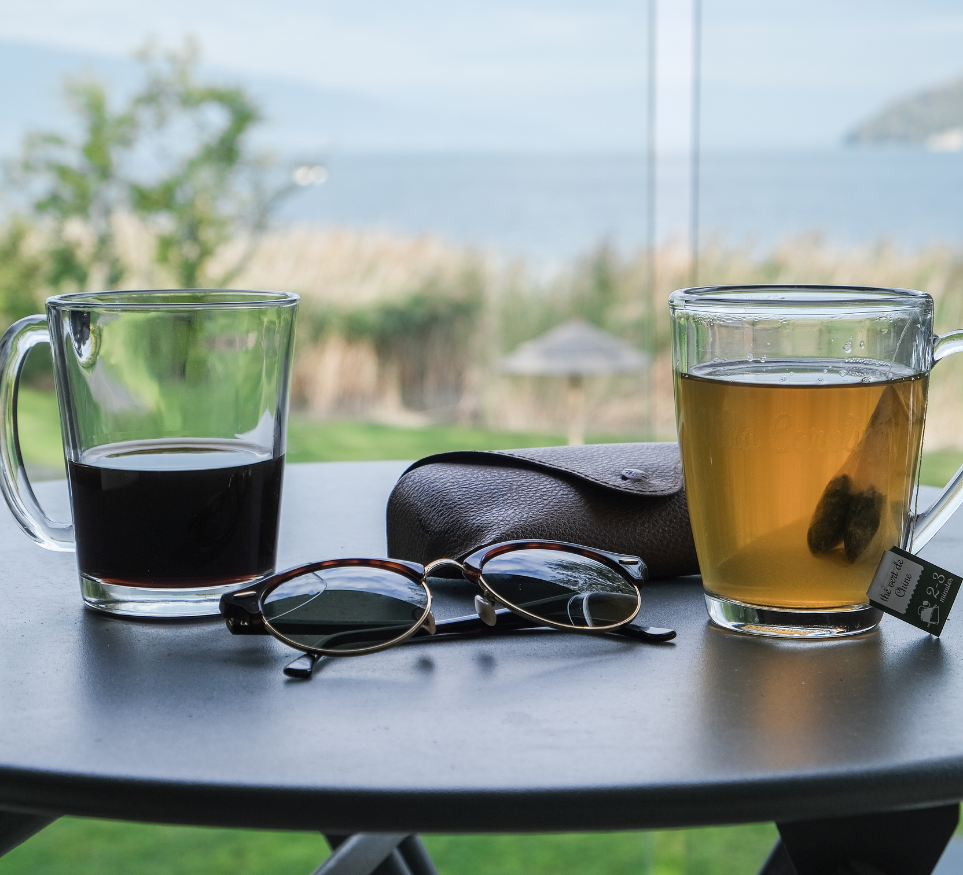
[220,539,647,658]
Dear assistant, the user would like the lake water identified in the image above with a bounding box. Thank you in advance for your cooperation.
[277,149,963,262]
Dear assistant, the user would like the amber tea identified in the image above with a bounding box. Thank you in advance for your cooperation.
[675,360,928,610]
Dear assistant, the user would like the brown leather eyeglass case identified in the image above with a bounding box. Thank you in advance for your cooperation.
[386,442,699,580]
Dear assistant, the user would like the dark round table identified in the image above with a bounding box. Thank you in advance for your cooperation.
[1,463,962,874]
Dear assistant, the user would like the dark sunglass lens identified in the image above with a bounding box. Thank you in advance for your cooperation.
[262,565,427,653]
[481,548,638,628]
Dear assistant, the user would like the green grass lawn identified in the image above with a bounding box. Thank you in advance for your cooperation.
[5,389,961,873]
[17,387,632,470]
[919,448,963,489]
[286,417,571,462]
[18,387,963,485]
[0,818,781,875]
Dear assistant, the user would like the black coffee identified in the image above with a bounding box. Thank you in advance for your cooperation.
[68,439,284,589]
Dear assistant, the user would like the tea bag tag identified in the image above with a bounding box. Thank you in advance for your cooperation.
[867,546,961,637]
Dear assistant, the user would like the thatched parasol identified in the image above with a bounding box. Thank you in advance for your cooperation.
[500,320,648,445]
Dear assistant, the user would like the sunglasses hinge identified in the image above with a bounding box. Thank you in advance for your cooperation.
[225,614,267,635]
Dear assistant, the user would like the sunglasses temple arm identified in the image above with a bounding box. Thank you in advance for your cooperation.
[284,652,319,678]
[616,622,676,643]
[283,610,678,677]
[429,610,676,642]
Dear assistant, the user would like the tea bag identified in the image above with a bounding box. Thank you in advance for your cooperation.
[807,385,907,563]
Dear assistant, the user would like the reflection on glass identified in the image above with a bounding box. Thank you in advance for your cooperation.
[481,548,637,628]
[263,566,427,652]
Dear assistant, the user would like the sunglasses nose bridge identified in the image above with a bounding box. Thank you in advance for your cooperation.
[423,557,467,579]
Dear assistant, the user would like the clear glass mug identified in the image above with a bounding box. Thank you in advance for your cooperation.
[0,289,299,618]
[670,285,963,639]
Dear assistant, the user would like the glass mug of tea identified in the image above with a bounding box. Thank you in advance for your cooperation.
[0,289,298,618]
[670,284,963,639]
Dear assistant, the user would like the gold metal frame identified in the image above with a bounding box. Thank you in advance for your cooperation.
[438,551,643,634]
[238,541,644,660]
[260,561,435,658]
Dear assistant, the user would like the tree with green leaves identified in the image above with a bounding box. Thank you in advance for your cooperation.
[131,43,300,288]
[13,76,137,292]
[9,41,307,294]
[0,217,47,327]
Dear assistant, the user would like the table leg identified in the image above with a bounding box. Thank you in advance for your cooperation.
[319,834,439,875]
[397,836,441,875]
[759,803,959,875]
[0,811,59,859]
[757,840,795,875]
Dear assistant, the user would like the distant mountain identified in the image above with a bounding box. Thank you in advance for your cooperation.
[847,75,963,149]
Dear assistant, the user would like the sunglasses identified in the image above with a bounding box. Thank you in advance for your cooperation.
[220,540,676,678]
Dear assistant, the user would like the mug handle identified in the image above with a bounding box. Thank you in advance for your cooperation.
[911,328,963,552]
[0,315,75,552]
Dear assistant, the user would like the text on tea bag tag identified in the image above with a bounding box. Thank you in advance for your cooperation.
[867,546,961,636]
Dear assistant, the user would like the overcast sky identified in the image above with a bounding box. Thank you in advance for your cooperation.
[0,0,961,150]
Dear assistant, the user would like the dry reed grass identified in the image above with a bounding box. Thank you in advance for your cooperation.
[102,218,963,448]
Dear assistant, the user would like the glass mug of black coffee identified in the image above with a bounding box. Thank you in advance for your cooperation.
[670,284,963,639]
[0,289,298,618]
